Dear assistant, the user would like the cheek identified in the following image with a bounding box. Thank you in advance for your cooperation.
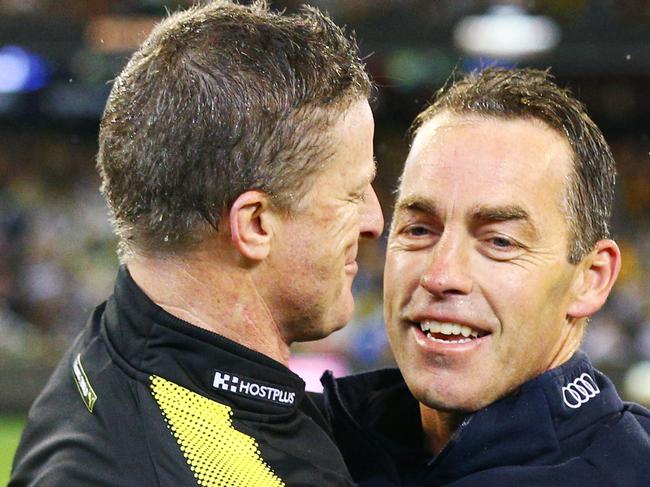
[384,249,425,333]
[384,252,406,299]
[319,214,357,253]
[339,214,362,243]
[483,265,574,348]
[384,251,426,310]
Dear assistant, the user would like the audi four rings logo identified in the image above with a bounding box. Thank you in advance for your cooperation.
[562,373,600,409]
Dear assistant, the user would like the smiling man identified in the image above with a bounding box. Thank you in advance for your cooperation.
[322,68,650,486]
[10,2,383,486]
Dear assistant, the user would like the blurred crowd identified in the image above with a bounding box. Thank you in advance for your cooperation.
[1,0,649,406]
[1,128,649,398]
[0,131,116,362]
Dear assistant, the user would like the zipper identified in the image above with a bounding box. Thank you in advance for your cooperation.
[416,415,473,485]
[325,374,404,485]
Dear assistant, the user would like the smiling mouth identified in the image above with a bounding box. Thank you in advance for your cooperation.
[418,320,488,344]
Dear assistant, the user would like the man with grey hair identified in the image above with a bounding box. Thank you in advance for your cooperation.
[322,68,650,486]
[11,2,382,485]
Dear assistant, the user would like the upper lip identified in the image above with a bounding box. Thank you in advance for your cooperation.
[345,248,358,266]
[406,313,492,335]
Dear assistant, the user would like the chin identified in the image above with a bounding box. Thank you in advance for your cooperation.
[419,393,488,414]
[323,310,353,337]
[418,380,511,413]
[292,312,351,343]
[406,372,488,414]
[293,324,342,343]
[338,294,356,327]
[293,288,355,342]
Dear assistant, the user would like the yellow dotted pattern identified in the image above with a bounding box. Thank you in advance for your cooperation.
[150,375,285,487]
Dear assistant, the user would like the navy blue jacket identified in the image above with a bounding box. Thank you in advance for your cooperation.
[321,352,650,486]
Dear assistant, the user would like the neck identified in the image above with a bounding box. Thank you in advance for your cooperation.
[547,317,585,370]
[419,404,467,456]
[126,250,291,365]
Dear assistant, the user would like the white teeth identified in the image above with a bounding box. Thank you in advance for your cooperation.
[426,336,473,344]
[419,320,483,340]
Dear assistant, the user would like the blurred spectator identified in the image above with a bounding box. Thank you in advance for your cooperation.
[0,0,649,409]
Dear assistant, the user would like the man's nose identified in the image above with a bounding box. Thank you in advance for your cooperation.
[360,185,384,240]
[419,234,473,297]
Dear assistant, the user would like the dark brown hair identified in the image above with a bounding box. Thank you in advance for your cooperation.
[97,0,371,257]
[412,68,615,264]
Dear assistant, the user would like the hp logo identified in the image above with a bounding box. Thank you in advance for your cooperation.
[562,373,600,409]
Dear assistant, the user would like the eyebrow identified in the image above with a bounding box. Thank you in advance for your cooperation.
[471,205,529,222]
[471,204,539,239]
[394,195,439,216]
[394,198,539,238]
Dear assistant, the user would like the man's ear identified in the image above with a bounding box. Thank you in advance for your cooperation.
[567,239,621,319]
[228,190,275,262]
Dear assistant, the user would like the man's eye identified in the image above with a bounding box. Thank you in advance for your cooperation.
[481,235,525,261]
[405,225,430,237]
[490,236,513,248]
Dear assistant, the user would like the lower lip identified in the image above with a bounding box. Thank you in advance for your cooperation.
[411,323,490,354]
[345,261,358,274]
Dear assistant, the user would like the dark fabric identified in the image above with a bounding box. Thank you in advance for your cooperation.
[321,352,650,486]
[10,266,355,486]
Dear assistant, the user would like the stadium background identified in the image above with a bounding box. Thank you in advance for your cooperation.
[1,0,650,482]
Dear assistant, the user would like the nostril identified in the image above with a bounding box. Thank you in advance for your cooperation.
[361,210,384,240]
[420,272,472,297]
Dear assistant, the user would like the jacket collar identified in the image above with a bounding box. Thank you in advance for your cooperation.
[102,265,306,417]
[323,352,623,483]
[431,352,622,483]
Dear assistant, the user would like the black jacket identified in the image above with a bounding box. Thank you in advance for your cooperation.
[321,352,650,486]
[10,266,355,487]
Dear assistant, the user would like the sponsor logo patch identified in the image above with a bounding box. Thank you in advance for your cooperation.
[562,373,600,409]
[72,354,97,412]
[212,370,296,406]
